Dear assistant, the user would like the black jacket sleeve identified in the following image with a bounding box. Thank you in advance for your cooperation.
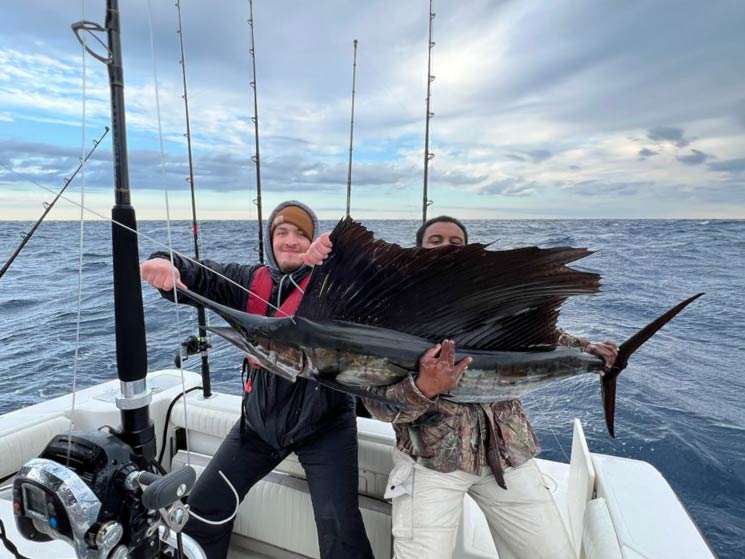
[148,251,260,310]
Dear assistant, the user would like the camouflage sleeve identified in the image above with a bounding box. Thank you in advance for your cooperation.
[557,327,590,349]
[362,375,436,424]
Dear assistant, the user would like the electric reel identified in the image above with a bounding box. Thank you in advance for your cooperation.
[11,430,203,559]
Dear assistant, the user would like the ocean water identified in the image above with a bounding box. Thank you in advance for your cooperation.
[1,218,743,557]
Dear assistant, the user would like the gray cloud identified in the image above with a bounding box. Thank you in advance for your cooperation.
[708,158,745,174]
[504,150,551,164]
[638,148,658,159]
[478,178,537,197]
[0,135,429,198]
[431,169,488,185]
[459,2,745,136]
[0,138,112,188]
[528,149,552,163]
[647,126,691,148]
[676,149,710,166]
[736,100,745,129]
[507,154,526,162]
[569,179,650,197]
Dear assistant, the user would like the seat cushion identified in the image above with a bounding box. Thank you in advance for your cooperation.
[0,415,71,479]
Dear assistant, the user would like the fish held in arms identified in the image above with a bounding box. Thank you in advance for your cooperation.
[180,218,703,437]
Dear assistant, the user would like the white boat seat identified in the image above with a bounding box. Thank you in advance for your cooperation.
[0,415,71,480]
[592,453,715,559]
[276,418,395,500]
[173,451,392,559]
[581,498,623,559]
[567,419,596,556]
[171,393,397,500]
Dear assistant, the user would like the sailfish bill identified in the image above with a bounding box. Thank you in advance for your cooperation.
[180,218,703,437]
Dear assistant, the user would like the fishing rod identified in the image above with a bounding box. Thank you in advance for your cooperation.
[422,0,436,223]
[175,0,212,398]
[72,0,157,467]
[345,39,358,218]
[0,126,109,280]
[247,0,264,263]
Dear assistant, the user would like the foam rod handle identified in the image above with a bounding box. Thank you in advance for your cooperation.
[141,466,196,511]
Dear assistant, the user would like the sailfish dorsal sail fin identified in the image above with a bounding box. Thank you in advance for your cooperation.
[295,218,601,351]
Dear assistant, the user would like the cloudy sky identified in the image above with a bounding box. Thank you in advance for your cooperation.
[1,0,744,220]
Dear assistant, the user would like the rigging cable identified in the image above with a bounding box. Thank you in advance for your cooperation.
[176,0,212,398]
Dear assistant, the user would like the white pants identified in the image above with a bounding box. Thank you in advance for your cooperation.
[386,452,575,559]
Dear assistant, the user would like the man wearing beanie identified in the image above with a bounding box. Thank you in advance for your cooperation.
[140,201,373,559]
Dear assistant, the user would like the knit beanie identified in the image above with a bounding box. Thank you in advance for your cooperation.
[270,205,315,240]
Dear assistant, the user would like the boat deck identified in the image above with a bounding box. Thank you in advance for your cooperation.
[0,370,715,559]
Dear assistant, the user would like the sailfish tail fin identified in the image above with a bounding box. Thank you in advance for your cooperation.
[602,292,704,437]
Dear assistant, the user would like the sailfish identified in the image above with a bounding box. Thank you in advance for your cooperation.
[181,218,702,437]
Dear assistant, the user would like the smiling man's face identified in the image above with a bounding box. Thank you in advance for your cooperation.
[272,223,311,272]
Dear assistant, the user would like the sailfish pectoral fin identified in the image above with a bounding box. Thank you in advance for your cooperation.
[601,292,704,437]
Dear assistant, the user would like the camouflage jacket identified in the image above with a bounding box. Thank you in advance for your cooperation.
[363,330,590,475]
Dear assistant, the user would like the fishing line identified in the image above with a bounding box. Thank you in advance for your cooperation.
[0,164,292,319]
[525,393,570,463]
[187,471,240,526]
[67,0,88,468]
[146,0,195,469]
[0,235,17,264]
[146,11,238,505]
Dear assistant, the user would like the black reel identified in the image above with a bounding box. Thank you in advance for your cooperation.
[12,431,198,559]
[174,336,211,368]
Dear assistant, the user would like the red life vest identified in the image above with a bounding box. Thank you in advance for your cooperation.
[243,266,311,390]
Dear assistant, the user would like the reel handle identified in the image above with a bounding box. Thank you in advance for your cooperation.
[139,467,196,511]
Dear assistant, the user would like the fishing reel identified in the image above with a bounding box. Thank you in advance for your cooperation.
[174,335,211,369]
[12,431,204,559]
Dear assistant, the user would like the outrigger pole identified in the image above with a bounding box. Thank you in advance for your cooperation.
[72,0,156,463]
[248,0,265,263]
[422,0,436,223]
[175,0,212,398]
[345,39,358,218]
[0,126,109,280]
